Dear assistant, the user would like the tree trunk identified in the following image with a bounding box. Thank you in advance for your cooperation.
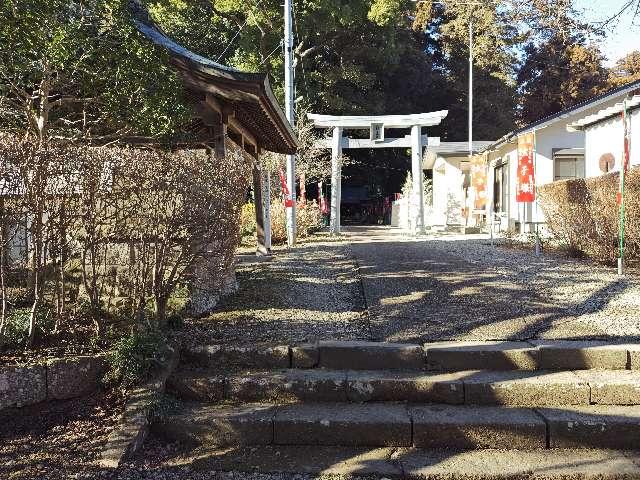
[0,198,7,336]
[27,208,43,347]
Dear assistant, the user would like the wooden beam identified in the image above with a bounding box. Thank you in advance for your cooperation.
[308,111,448,129]
[204,94,258,150]
[314,135,440,150]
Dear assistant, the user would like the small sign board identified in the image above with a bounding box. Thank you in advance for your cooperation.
[370,122,384,142]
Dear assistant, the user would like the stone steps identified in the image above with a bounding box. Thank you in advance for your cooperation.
[151,402,640,450]
[167,368,640,406]
[172,445,640,479]
[182,340,640,372]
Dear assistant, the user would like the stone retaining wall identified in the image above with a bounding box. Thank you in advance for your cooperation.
[0,355,107,411]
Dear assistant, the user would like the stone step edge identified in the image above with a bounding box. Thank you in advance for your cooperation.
[170,445,640,479]
[168,368,640,406]
[182,340,640,371]
[153,402,640,451]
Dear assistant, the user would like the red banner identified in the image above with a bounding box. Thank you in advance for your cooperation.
[470,154,487,210]
[516,133,536,203]
[279,168,294,208]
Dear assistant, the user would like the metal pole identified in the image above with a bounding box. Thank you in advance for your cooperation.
[618,99,628,276]
[284,0,296,246]
[468,17,473,158]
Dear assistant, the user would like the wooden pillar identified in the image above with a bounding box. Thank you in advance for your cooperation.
[411,125,425,235]
[212,119,227,158]
[252,164,269,256]
[330,126,343,235]
[261,168,272,253]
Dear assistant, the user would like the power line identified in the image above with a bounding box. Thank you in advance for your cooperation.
[259,39,284,66]
[215,15,249,63]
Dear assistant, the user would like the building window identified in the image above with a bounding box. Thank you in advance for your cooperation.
[554,153,585,181]
[493,159,508,213]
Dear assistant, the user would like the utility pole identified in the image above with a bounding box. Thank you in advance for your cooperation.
[284,0,297,246]
[468,16,473,158]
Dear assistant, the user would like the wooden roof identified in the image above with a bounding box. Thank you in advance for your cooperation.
[130,1,298,154]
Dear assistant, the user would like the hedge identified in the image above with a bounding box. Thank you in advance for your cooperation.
[538,167,640,263]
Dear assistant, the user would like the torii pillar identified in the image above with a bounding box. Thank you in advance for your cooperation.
[330,126,343,234]
[308,111,448,236]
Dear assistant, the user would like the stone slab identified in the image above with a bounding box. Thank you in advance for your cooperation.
[531,340,629,370]
[411,405,547,449]
[395,447,640,479]
[576,370,640,405]
[318,341,425,370]
[199,446,403,478]
[424,341,539,371]
[0,364,46,410]
[166,372,225,402]
[227,370,347,402]
[184,344,290,369]
[291,343,319,368]
[538,405,640,449]
[274,403,411,447]
[153,403,277,447]
[46,355,107,400]
[346,370,466,404]
[464,370,590,406]
[628,345,640,370]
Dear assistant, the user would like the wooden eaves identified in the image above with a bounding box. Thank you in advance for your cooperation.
[130,0,298,156]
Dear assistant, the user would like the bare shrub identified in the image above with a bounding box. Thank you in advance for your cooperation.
[538,167,640,263]
[0,135,251,346]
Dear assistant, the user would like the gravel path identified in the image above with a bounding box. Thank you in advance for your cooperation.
[347,226,640,342]
[184,226,640,346]
[182,240,370,346]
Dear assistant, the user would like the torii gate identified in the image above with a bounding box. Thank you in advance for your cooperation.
[309,111,448,235]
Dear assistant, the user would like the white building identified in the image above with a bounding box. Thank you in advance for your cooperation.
[423,141,493,230]
[567,95,640,175]
[481,80,640,233]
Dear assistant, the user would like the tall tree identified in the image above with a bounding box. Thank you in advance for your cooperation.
[609,50,640,87]
[517,35,609,124]
[0,0,193,142]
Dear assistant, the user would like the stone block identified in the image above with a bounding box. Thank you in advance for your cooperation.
[396,447,640,479]
[576,370,640,405]
[227,370,347,403]
[628,345,640,370]
[274,403,411,447]
[166,372,225,402]
[531,340,628,370]
[539,405,640,449]
[318,341,424,370]
[464,370,590,406]
[184,344,290,369]
[210,446,403,478]
[291,343,318,368]
[424,341,539,371]
[346,370,465,404]
[153,403,276,447]
[46,355,107,400]
[0,364,46,410]
[411,405,546,449]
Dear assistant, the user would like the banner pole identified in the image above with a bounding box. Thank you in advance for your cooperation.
[618,100,628,276]
[533,130,541,256]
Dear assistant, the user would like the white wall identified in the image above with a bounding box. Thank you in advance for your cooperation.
[584,109,640,177]
[430,156,466,226]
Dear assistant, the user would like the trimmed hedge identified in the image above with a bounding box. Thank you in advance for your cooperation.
[538,167,640,263]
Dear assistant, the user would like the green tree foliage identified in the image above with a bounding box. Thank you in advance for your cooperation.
[517,36,609,124]
[0,0,191,141]
[609,50,640,87]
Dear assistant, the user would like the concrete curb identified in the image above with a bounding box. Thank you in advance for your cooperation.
[98,346,179,469]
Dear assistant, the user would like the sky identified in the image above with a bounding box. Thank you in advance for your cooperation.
[576,0,640,66]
